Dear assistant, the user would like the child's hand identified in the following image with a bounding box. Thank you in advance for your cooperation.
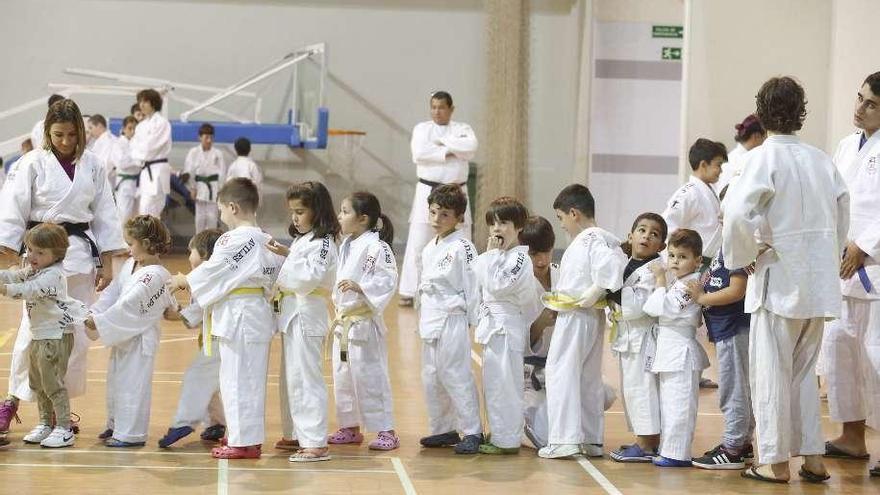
[84,318,99,341]
[684,279,705,303]
[266,239,290,258]
[337,280,363,294]
[0,284,6,296]
[744,261,756,276]
[648,262,667,286]
[163,304,182,321]
[486,235,504,251]
[170,273,189,292]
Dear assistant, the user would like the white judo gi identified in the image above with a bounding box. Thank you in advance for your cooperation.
[417,229,482,437]
[663,175,722,257]
[723,134,850,465]
[717,143,747,193]
[609,258,663,437]
[399,120,477,298]
[91,258,173,443]
[184,146,226,232]
[644,272,710,461]
[544,228,626,447]
[170,302,225,431]
[276,232,337,448]
[30,119,45,151]
[332,231,398,432]
[473,245,540,449]
[89,130,117,184]
[130,112,172,217]
[819,130,880,427]
[226,157,263,194]
[0,149,124,401]
[109,135,141,224]
[187,226,281,447]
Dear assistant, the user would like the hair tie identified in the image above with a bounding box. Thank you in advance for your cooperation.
[375,216,384,231]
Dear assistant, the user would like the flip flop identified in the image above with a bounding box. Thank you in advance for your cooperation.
[869,465,879,477]
[823,441,871,460]
[740,465,788,484]
[289,449,331,463]
[798,467,830,483]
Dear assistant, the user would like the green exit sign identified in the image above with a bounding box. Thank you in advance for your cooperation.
[653,25,683,38]
[661,47,682,60]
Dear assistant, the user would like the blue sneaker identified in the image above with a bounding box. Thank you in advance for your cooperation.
[653,455,692,467]
[158,426,194,448]
[610,444,657,463]
[105,438,146,448]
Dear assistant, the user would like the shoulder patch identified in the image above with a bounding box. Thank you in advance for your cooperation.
[458,239,476,263]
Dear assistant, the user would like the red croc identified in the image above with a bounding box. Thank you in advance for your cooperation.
[211,445,261,459]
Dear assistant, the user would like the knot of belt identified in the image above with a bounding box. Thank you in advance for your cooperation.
[195,174,221,201]
[330,304,374,362]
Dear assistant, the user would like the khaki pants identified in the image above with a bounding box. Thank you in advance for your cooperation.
[28,334,74,428]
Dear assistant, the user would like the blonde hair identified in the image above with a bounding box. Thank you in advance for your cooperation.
[124,215,172,255]
[42,99,87,160]
[24,224,70,262]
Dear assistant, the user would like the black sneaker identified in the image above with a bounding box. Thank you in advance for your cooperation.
[454,434,483,455]
[419,431,460,448]
[692,444,746,470]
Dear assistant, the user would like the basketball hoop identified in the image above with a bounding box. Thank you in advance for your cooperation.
[327,129,366,181]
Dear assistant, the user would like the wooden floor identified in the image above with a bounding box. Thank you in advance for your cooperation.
[0,254,878,494]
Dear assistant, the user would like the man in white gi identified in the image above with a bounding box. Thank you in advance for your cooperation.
[130,89,172,217]
[819,72,880,473]
[724,76,849,484]
[398,91,477,306]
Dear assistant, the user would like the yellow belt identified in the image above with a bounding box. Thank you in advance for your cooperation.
[541,292,608,312]
[203,287,265,356]
[272,286,330,313]
[330,304,374,362]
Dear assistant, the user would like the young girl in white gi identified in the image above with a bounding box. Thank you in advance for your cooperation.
[540,185,627,459]
[328,192,399,450]
[609,213,667,462]
[416,185,482,455]
[0,98,125,437]
[0,224,87,448]
[268,181,338,462]
[644,229,710,467]
[184,123,226,232]
[157,228,226,448]
[85,215,175,447]
[171,178,282,459]
[474,197,540,455]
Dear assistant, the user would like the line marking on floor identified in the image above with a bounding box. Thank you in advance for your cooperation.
[217,458,228,495]
[576,457,623,495]
[391,457,418,495]
[0,328,16,350]
[3,448,394,460]
[0,462,397,474]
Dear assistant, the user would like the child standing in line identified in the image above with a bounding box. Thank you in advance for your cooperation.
[184,123,226,232]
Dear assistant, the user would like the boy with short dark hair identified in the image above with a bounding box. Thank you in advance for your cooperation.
[184,123,226,231]
[227,137,263,196]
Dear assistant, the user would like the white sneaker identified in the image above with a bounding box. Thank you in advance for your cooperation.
[23,424,53,444]
[538,443,581,459]
[580,443,603,457]
[40,427,75,448]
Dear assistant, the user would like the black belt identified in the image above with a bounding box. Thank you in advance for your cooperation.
[418,178,467,190]
[142,158,168,182]
[115,173,140,191]
[195,174,220,201]
[524,355,547,391]
[23,221,101,267]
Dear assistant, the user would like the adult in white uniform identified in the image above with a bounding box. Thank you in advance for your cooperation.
[818,72,880,470]
[717,114,765,193]
[0,99,126,434]
[399,91,477,306]
[724,77,849,484]
[29,94,65,151]
[130,89,172,218]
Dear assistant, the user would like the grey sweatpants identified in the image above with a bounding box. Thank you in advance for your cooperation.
[715,323,755,450]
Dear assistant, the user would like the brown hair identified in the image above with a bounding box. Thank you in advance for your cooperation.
[734,114,765,143]
[755,76,807,134]
[24,223,69,262]
[218,178,260,213]
[668,228,702,258]
[688,138,727,170]
[198,123,215,136]
[124,215,171,255]
[346,191,394,245]
[621,212,667,257]
[136,88,163,112]
[427,184,467,217]
[519,215,555,253]
[286,181,340,239]
[188,228,224,260]
[485,196,528,229]
[43,99,87,159]
[122,115,138,128]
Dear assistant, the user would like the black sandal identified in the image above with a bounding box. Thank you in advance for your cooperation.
[823,441,870,460]
[868,464,879,477]
[798,467,830,483]
[741,465,788,484]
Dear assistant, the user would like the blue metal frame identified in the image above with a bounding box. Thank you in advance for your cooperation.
[109,107,329,149]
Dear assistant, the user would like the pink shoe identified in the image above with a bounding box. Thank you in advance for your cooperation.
[327,427,364,444]
[0,399,20,434]
[211,445,261,459]
[368,431,400,451]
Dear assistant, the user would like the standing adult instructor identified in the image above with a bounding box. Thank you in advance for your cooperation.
[398,91,478,306]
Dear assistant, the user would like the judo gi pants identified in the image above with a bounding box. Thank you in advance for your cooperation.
[657,368,700,460]
[171,339,225,429]
[820,297,875,423]
[280,330,328,448]
[545,311,605,445]
[482,332,524,448]
[421,315,482,437]
[332,322,395,432]
[219,334,270,447]
[106,343,156,443]
[618,344,661,436]
[116,181,138,224]
[9,272,95,401]
[749,308,824,465]
[28,334,74,428]
[716,324,754,449]
[195,200,220,233]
